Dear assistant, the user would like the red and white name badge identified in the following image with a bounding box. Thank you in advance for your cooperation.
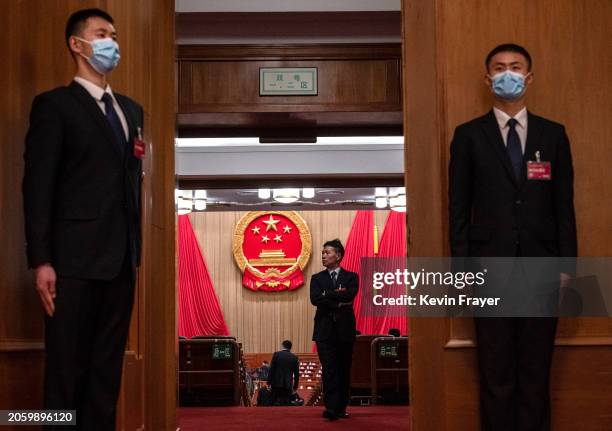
[133,127,145,159]
[527,151,551,180]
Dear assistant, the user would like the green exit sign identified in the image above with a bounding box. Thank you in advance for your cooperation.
[260,68,318,96]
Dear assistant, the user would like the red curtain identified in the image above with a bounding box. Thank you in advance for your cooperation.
[374,211,409,335]
[343,211,376,335]
[178,215,229,338]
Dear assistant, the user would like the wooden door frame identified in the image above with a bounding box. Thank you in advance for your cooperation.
[141,1,177,430]
[163,2,440,428]
[402,1,451,430]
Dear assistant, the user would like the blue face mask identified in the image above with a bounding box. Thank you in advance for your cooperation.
[490,70,528,101]
[76,37,120,74]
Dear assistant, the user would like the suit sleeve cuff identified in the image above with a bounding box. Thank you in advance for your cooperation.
[27,250,51,269]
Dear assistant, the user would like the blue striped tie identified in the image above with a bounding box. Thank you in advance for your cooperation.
[506,118,522,179]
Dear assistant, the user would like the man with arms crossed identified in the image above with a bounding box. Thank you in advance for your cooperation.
[449,44,576,430]
[310,239,359,421]
[23,8,143,430]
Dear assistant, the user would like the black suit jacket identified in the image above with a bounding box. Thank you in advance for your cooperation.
[23,81,143,280]
[310,268,359,343]
[449,110,577,263]
[267,350,299,391]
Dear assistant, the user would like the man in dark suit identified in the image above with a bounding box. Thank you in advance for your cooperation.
[310,239,359,421]
[449,44,577,431]
[267,340,300,405]
[22,9,143,430]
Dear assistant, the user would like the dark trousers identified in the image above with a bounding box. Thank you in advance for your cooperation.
[44,260,135,431]
[475,317,558,431]
[316,340,355,414]
[271,387,292,405]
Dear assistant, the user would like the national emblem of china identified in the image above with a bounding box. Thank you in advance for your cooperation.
[233,211,312,292]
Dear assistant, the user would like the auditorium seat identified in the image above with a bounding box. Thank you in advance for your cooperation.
[245,353,324,406]
[370,336,409,405]
[294,354,323,406]
[241,343,407,407]
[349,335,409,405]
[350,335,387,392]
[179,337,242,406]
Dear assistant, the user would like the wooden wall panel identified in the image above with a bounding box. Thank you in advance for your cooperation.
[1,1,175,430]
[440,0,612,258]
[175,11,402,45]
[182,59,400,112]
[402,0,447,429]
[188,210,389,353]
[403,1,612,430]
[126,1,176,429]
[177,44,402,114]
[1,0,92,418]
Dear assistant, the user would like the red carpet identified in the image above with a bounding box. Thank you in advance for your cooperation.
[179,406,410,431]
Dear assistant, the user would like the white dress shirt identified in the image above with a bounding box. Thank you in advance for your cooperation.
[73,76,129,141]
[493,106,528,155]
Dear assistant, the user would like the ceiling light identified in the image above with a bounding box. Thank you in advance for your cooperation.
[194,199,207,211]
[258,188,271,199]
[302,188,315,199]
[194,190,207,199]
[177,197,192,215]
[375,197,388,209]
[389,194,407,213]
[375,187,387,197]
[273,188,300,204]
[388,186,405,197]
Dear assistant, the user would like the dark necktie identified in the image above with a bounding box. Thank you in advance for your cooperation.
[506,118,522,180]
[330,271,337,288]
[101,93,126,156]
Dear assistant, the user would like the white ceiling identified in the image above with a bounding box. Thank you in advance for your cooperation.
[176,0,400,13]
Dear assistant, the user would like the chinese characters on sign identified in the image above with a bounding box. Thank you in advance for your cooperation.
[259,68,318,95]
